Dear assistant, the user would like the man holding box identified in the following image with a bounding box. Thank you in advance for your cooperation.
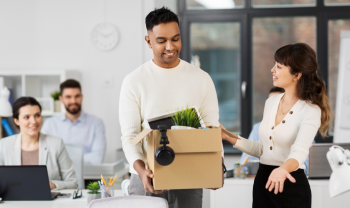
[119,7,224,208]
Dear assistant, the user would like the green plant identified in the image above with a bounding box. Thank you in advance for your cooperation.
[87,182,100,194]
[50,90,60,101]
[170,107,204,128]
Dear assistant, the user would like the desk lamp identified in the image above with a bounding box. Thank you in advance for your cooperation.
[327,145,350,198]
[0,87,13,138]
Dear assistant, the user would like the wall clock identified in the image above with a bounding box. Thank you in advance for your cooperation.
[91,22,119,51]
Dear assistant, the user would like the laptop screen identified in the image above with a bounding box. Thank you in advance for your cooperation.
[0,166,52,200]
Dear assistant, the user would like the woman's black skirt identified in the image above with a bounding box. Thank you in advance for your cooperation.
[253,163,311,208]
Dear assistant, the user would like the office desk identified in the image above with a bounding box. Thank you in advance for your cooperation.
[83,162,129,189]
[83,162,129,180]
[0,189,124,208]
[210,178,350,208]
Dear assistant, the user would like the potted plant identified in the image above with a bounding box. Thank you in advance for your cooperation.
[87,182,101,205]
[50,90,61,112]
[170,107,204,130]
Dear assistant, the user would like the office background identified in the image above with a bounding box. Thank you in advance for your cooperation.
[0,0,176,163]
[0,0,349,169]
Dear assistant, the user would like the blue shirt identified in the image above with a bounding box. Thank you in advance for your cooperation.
[41,111,106,164]
[239,122,312,175]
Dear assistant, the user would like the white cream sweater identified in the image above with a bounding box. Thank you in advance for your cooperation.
[119,59,220,174]
[234,93,321,169]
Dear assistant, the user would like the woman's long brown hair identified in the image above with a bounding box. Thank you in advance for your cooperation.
[274,43,332,137]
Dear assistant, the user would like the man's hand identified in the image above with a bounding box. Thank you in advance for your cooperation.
[209,158,225,191]
[49,181,56,190]
[134,160,167,195]
[210,166,225,191]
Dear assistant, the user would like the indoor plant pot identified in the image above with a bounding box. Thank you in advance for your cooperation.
[50,90,61,112]
[87,193,101,205]
[54,100,61,112]
[87,182,101,205]
[170,107,204,129]
[171,126,196,130]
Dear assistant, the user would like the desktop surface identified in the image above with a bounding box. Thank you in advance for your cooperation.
[0,189,124,208]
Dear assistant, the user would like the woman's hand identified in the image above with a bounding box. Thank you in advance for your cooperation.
[219,123,238,145]
[49,181,56,190]
[265,167,296,194]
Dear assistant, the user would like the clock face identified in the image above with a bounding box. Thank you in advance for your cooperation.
[91,23,119,51]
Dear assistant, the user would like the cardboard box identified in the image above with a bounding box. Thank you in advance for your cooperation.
[131,127,237,190]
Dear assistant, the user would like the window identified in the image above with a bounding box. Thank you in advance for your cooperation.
[252,17,316,123]
[190,22,241,133]
[186,0,244,9]
[328,19,350,134]
[180,0,350,149]
[325,0,350,6]
[253,0,315,7]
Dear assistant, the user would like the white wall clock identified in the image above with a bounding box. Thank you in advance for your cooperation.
[91,22,119,51]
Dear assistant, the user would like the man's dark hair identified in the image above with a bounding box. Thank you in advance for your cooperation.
[269,87,285,94]
[12,97,42,120]
[145,7,179,31]
[60,79,81,95]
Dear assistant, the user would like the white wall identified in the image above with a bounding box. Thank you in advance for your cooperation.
[0,0,170,162]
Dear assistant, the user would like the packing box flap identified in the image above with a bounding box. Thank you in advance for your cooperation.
[130,127,239,147]
[153,128,222,153]
[130,129,153,145]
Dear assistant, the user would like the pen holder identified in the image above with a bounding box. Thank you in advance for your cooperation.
[100,184,114,198]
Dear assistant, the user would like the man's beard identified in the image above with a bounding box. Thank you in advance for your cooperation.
[65,104,81,115]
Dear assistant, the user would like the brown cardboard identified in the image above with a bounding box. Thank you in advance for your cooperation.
[130,127,239,190]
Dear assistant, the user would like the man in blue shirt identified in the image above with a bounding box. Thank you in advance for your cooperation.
[240,87,312,174]
[41,79,106,164]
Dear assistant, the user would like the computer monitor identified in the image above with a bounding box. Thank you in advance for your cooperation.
[308,143,350,179]
[0,166,59,200]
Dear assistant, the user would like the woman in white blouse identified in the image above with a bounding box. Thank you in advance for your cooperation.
[221,43,331,208]
[0,97,77,190]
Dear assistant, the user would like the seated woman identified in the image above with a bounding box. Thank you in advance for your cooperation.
[0,97,77,190]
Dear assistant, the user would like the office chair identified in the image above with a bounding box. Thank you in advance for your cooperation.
[65,144,84,189]
[88,195,169,208]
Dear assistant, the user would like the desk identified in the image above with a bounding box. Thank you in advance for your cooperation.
[83,162,130,189]
[0,189,124,208]
[83,162,129,180]
[210,178,350,208]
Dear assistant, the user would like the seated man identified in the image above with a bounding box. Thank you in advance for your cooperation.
[240,87,312,174]
[41,79,106,164]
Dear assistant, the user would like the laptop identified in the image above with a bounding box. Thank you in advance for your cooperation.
[308,143,350,179]
[0,166,60,200]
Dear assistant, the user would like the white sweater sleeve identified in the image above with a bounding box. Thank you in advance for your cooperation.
[200,73,224,157]
[201,73,220,127]
[232,98,270,158]
[119,76,146,168]
[286,105,321,167]
[233,136,263,158]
